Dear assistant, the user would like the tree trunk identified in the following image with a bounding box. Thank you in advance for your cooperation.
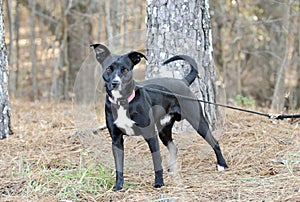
[271,2,291,111]
[29,0,38,101]
[66,1,92,100]
[15,1,20,97]
[45,1,94,100]
[7,1,20,98]
[51,2,67,101]
[297,1,300,108]
[146,0,220,129]
[7,1,16,97]
[0,0,12,139]
[123,0,128,48]
[105,1,113,46]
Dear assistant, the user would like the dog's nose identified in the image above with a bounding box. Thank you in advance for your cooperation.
[111,80,120,88]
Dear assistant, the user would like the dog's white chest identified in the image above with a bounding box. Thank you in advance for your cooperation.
[114,106,135,135]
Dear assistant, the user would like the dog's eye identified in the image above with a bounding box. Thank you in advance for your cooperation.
[106,67,112,73]
[122,68,129,73]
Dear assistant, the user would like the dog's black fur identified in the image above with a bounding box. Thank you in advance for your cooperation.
[91,44,228,191]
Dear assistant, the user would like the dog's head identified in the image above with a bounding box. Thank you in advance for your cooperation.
[91,44,147,97]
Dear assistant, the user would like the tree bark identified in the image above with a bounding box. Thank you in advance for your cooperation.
[271,2,291,111]
[0,0,12,139]
[51,2,68,101]
[7,1,20,98]
[297,1,300,108]
[123,0,128,48]
[29,0,38,101]
[105,1,113,46]
[7,1,16,97]
[66,1,92,100]
[146,0,220,129]
[15,1,20,97]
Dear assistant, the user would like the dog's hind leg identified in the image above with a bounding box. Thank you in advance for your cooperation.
[157,119,178,172]
[186,115,228,171]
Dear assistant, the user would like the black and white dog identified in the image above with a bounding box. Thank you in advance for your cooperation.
[91,44,228,191]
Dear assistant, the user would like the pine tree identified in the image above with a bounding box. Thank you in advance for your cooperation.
[146,0,221,129]
[0,0,12,139]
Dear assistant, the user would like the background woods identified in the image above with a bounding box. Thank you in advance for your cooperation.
[3,0,300,110]
[211,0,300,110]
[1,1,300,201]
[5,0,146,101]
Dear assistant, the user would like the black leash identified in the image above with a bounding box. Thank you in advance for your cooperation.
[137,84,300,120]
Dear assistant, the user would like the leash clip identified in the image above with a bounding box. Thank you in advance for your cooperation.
[269,114,282,120]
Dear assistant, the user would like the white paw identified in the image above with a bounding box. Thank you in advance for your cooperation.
[217,165,225,171]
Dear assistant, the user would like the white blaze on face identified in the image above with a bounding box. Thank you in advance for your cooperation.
[114,75,121,82]
[114,105,135,136]
[111,75,122,100]
[114,75,122,90]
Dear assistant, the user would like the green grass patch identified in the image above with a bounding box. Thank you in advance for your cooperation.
[10,152,117,200]
[235,94,256,107]
[41,163,115,199]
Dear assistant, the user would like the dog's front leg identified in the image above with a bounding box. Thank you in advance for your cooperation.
[111,133,124,191]
[106,105,125,191]
[145,134,164,188]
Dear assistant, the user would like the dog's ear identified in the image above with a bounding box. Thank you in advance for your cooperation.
[127,51,148,66]
[90,44,111,65]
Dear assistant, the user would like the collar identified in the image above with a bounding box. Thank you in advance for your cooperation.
[108,90,136,105]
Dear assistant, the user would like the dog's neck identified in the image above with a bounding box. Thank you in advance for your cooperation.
[108,90,135,105]
[108,81,136,105]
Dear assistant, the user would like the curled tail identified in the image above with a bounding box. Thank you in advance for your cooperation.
[162,55,198,86]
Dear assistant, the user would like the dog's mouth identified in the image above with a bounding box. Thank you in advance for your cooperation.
[111,89,122,100]
[109,80,123,100]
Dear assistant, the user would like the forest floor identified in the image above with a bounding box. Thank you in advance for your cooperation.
[0,100,300,202]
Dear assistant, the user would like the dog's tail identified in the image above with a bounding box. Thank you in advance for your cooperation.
[162,55,198,86]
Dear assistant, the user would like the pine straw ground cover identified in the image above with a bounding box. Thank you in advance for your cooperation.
[0,100,300,201]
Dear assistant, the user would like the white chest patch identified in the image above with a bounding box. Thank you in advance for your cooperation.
[114,105,135,135]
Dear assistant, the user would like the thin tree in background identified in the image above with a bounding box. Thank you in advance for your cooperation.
[297,1,300,108]
[271,1,292,111]
[0,0,12,139]
[7,0,20,98]
[146,0,221,128]
[29,0,38,101]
